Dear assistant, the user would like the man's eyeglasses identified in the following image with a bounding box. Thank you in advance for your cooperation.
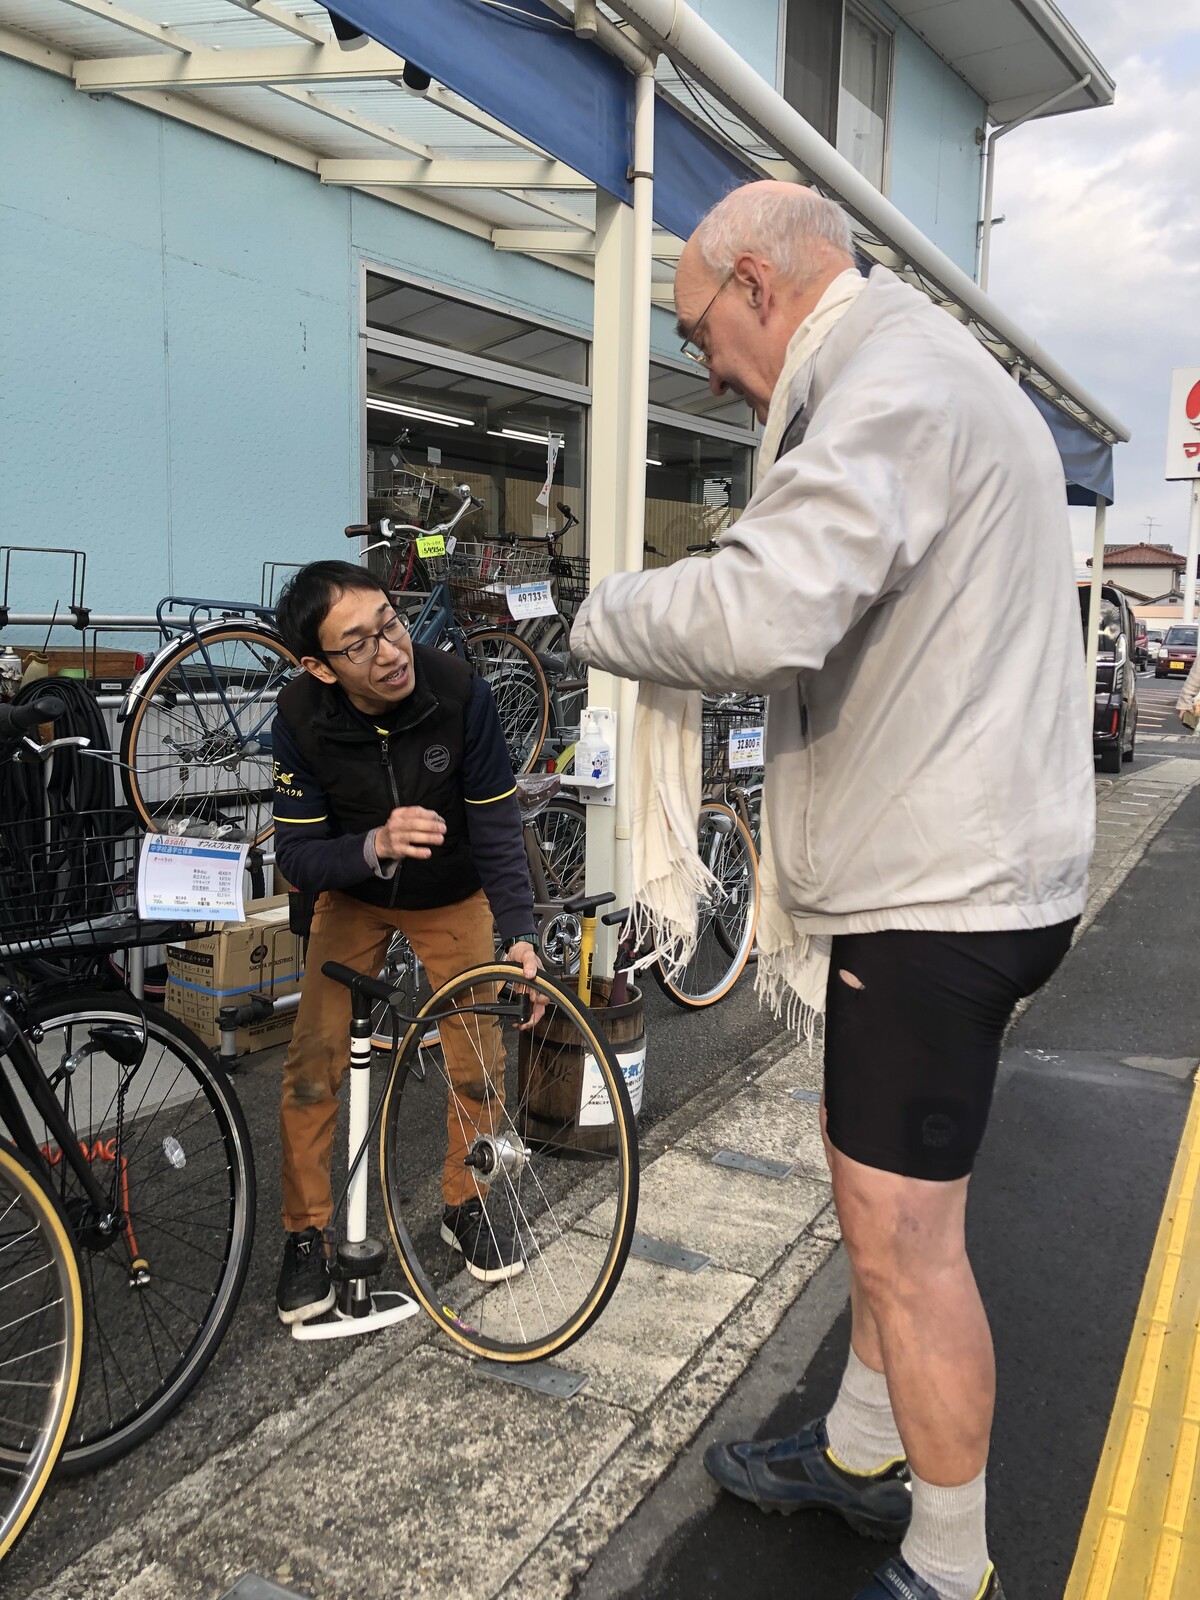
[679,272,734,368]
[324,612,409,665]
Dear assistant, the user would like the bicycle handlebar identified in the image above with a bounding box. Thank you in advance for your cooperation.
[344,484,483,544]
[0,692,68,743]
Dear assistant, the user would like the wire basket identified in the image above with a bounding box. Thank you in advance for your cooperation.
[550,554,590,611]
[446,542,552,619]
[702,697,766,784]
[0,811,184,956]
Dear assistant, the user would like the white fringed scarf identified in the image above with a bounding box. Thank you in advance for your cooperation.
[628,270,866,1037]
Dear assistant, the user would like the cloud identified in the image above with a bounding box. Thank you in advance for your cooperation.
[989,6,1200,553]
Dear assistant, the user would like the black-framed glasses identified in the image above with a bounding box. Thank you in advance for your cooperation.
[679,272,735,368]
[324,612,409,665]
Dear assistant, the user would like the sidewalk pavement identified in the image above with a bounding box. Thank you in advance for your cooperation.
[20,753,1200,1600]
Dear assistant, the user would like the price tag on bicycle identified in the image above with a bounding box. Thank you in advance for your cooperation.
[137,835,250,922]
[506,580,557,619]
[728,726,764,769]
[415,533,446,559]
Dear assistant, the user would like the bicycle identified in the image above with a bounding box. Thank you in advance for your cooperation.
[118,488,555,846]
[0,1137,84,1560]
[0,693,256,1473]
[276,939,638,1360]
[652,694,762,1011]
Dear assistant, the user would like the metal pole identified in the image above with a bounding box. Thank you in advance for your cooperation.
[1085,496,1106,706]
[978,77,1089,293]
[1184,482,1200,625]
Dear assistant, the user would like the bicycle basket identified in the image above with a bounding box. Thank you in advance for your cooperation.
[550,554,590,610]
[701,697,766,784]
[0,811,158,956]
[446,542,552,620]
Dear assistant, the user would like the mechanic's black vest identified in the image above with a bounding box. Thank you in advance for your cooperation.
[276,646,482,911]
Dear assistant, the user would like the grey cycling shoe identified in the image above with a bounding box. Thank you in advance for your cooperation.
[854,1557,1005,1600]
[703,1416,912,1541]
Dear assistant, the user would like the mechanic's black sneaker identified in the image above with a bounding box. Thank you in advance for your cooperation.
[703,1417,912,1540]
[276,1227,335,1325]
[441,1198,525,1283]
[854,1557,1005,1600]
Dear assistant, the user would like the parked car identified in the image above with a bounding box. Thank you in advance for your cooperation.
[1133,618,1149,669]
[1144,627,1165,666]
[1079,582,1137,772]
[1154,624,1198,679]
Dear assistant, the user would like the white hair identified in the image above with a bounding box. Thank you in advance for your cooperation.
[693,185,855,283]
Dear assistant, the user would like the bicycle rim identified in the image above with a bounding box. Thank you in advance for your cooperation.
[463,631,549,775]
[120,626,299,846]
[0,1145,83,1561]
[379,965,638,1361]
[654,803,759,1009]
[19,995,255,1472]
[529,799,586,974]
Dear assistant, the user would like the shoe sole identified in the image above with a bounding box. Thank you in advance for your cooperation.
[277,1285,336,1326]
[705,1450,909,1542]
[440,1222,526,1283]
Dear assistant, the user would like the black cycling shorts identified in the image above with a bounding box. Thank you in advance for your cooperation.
[822,920,1077,1182]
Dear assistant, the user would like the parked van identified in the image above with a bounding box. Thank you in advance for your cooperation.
[1078,582,1137,773]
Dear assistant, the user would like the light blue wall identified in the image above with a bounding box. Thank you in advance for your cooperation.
[877,3,985,276]
[0,56,643,619]
[691,0,780,85]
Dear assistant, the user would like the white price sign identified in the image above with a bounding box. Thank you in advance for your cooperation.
[137,835,250,923]
[506,580,557,619]
[728,725,764,769]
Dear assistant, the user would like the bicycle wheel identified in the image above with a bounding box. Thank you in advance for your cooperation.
[463,630,550,775]
[120,625,299,846]
[0,1144,83,1560]
[13,992,255,1472]
[654,802,759,1010]
[529,798,586,974]
[379,965,638,1361]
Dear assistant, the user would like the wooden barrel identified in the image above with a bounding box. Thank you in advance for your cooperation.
[518,979,645,1156]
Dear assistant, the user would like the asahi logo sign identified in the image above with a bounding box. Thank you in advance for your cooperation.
[1165,367,1200,480]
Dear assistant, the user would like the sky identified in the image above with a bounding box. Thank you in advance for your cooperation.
[987,1,1200,567]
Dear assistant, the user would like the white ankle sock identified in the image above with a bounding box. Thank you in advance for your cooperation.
[901,1468,990,1600]
[824,1348,905,1475]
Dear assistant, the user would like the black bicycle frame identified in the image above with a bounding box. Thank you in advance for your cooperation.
[0,995,126,1224]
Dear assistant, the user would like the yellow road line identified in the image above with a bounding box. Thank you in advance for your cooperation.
[1065,1065,1200,1600]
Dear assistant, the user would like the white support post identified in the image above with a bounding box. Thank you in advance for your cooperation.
[1085,496,1106,707]
[584,192,635,972]
[583,61,654,980]
[1184,482,1200,625]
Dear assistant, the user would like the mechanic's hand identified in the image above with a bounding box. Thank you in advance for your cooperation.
[507,940,546,1029]
[373,807,446,861]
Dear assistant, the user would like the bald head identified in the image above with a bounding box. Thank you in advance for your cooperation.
[674,183,859,421]
[681,181,855,291]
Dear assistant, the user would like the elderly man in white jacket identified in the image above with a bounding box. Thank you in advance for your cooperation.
[571,183,1095,1600]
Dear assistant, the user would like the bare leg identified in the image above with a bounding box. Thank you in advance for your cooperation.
[829,1148,993,1485]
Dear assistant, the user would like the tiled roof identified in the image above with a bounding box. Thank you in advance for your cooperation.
[1089,544,1184,567]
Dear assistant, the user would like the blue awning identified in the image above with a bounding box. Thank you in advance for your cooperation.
[1022,384,1115,506]
[327,0,758,235]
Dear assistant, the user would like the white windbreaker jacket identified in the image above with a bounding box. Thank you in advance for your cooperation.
[572,268,1095,934]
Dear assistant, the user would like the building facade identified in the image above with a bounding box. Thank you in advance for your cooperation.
[0,1,1104,619]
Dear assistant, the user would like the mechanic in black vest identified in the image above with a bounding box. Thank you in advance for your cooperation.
[269,560,540,1325]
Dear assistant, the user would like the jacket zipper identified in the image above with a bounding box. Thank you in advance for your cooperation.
[380,733,403,907]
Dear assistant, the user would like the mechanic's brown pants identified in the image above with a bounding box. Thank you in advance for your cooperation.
[279,887,500,1230]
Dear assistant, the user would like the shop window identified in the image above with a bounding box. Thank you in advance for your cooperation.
[782,0,843,146]
[644,420,755,569]
[364,352,586,570]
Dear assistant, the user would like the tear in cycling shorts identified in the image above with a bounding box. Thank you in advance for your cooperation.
[822,920,1078,1182]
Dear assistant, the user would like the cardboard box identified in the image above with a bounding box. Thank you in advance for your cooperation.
[166,896,305,1056]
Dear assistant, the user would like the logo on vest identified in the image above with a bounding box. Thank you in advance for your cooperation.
[424,744,451,774]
